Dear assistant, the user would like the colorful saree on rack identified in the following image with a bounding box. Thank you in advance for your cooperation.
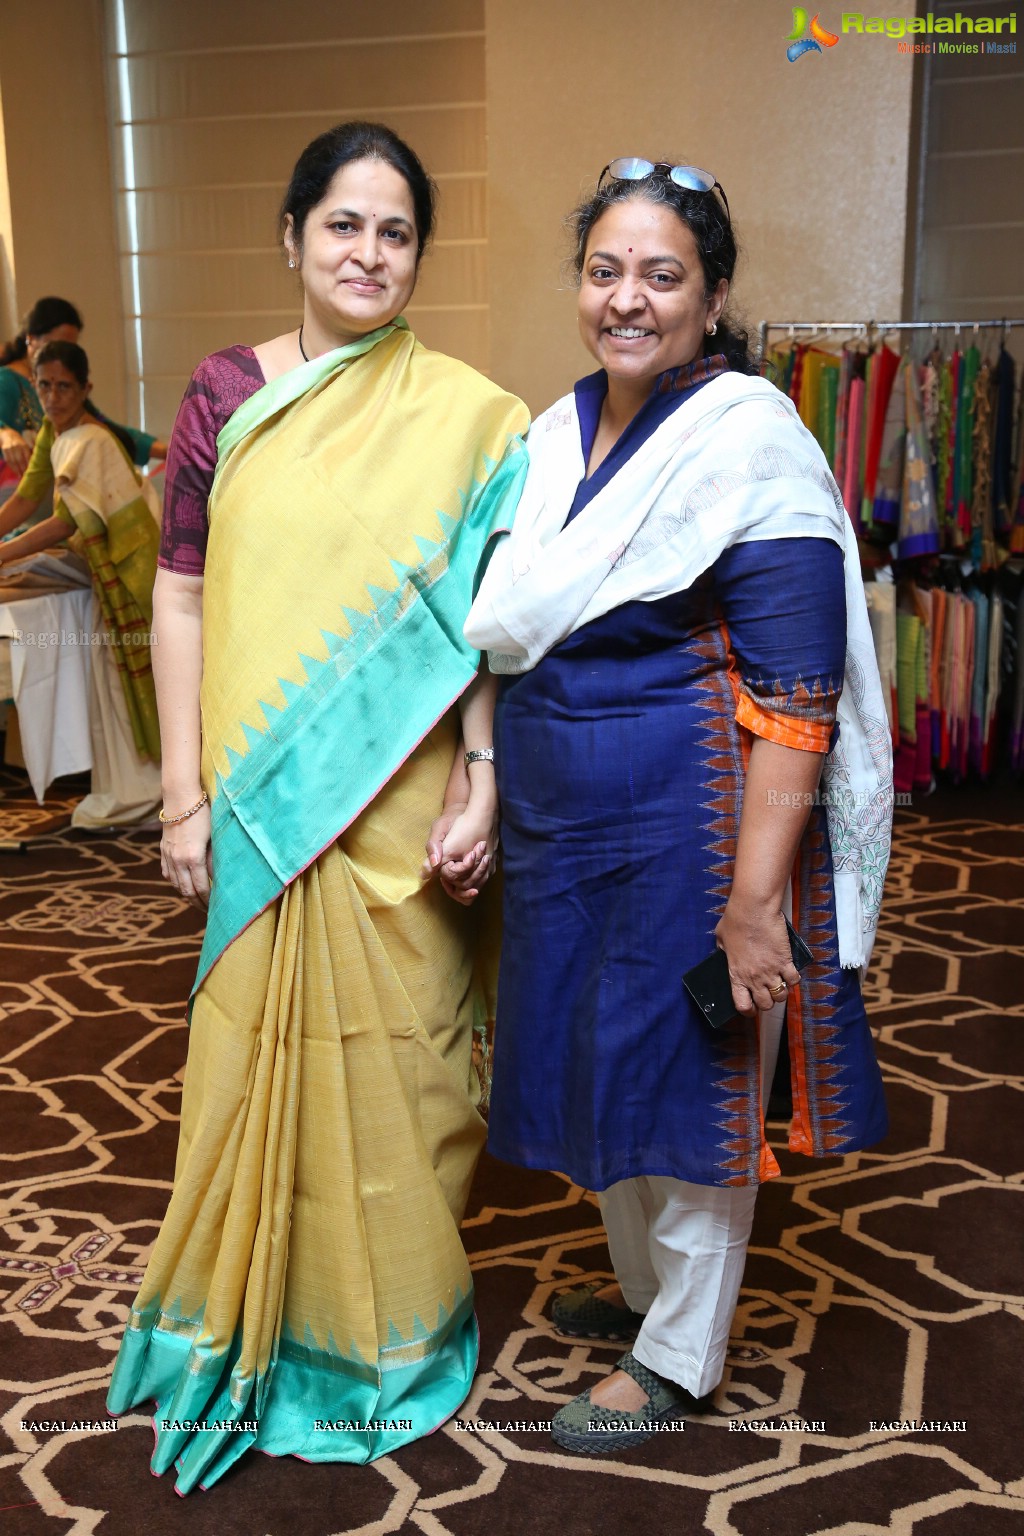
[106,321,528,1492]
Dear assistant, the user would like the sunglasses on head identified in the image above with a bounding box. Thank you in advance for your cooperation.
[597,157,730,222]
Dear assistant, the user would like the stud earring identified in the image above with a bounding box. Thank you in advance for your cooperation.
[288,259,295,269]
[707,321,718,336]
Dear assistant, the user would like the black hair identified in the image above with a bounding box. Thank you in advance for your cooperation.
[1,296,85,367]
[278,120,437,261]
[35,339,90,387]
[568,172,757,375]
[0,333,26,365]
[24,296,84,337]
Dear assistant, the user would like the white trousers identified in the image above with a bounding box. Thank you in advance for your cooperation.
[597,997,786,1398]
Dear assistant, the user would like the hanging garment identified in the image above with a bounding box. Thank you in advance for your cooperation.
[1009,565,1024,771]
[969,587,989,774]
[957,595,976,779]
[920,355,940,486]
[991,347,1016,538]
[971,361,996,568]
[864,577,897,736]
[894,605,921,795]
[982,593,1003,778]
[938,587,957,768]
[861,345,901,526]
[912,586,932,791]
[900,363,941,559]
[954,345,980,543]
[843,374,866,527]
[946,352,962,539]
[788,343,808,407]
[818,358,839,464]
[833,346,855,489]
[935,353,955,544]
[929,586,947,761]
[1012,365,1024,555]
[871,354,906,530]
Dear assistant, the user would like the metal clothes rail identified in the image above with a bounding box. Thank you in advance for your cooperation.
[757,317,1024,359]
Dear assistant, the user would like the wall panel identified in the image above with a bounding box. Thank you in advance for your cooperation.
[125,38,485,122]
[486,0,916,413]
[124,0,483,52]
[126,109,487,188]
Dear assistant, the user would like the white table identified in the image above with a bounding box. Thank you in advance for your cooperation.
[0,587,94,801]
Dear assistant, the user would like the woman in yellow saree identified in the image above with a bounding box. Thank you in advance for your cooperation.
[104,122,528,1493]
[0,339,162,824]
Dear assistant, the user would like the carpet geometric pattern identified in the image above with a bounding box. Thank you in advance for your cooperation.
[0,774,1020,1535]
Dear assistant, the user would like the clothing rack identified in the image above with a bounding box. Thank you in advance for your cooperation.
[758,316,1024,781]
[757,318,1024,360]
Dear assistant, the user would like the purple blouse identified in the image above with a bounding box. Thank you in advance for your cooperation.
[158,346,266,576]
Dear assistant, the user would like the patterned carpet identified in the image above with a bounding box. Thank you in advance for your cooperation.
[1,765,1021,1535]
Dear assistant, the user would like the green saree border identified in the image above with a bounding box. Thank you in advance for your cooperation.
[108,1287,477,1491]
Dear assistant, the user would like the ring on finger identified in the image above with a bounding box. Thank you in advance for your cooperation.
[768,980,788,999]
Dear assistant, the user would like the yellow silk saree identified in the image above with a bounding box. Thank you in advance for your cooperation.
[106,321,528,1492]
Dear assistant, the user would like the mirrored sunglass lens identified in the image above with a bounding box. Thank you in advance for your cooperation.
[669,166,715,191]
[608,157,655,181]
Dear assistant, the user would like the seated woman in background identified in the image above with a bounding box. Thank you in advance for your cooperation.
[0,295,165,509]
[0,340,161,826]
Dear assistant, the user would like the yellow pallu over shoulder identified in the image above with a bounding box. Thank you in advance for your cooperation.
[105,322,529,1491]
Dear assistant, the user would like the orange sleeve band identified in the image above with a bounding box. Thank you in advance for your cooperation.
[735,692,832,754]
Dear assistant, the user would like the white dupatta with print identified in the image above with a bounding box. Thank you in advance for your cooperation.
[466,372,894,970]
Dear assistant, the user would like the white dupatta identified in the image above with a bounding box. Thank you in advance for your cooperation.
[466,372,894,970]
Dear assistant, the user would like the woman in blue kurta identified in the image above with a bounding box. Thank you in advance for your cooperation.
[466,159,893,1454]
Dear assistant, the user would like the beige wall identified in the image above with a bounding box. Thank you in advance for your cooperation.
[0,1,922,428]
[486,0,917,412]
[0,0,127,418]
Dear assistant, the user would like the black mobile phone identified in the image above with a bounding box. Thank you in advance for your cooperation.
[682,919,815,1031]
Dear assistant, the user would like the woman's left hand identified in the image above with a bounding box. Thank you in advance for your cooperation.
[714,898,802,1017]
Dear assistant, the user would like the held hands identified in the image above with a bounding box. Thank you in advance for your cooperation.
[159,800,213,909]
[714,898,801,1017]
[422,800,498,906]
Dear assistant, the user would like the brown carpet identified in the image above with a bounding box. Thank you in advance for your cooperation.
[1,766,1021,1535]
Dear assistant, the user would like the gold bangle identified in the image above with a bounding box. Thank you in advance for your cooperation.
[159,791,209,825]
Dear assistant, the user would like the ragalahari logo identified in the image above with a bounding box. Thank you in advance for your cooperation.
[787,8,840,59]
